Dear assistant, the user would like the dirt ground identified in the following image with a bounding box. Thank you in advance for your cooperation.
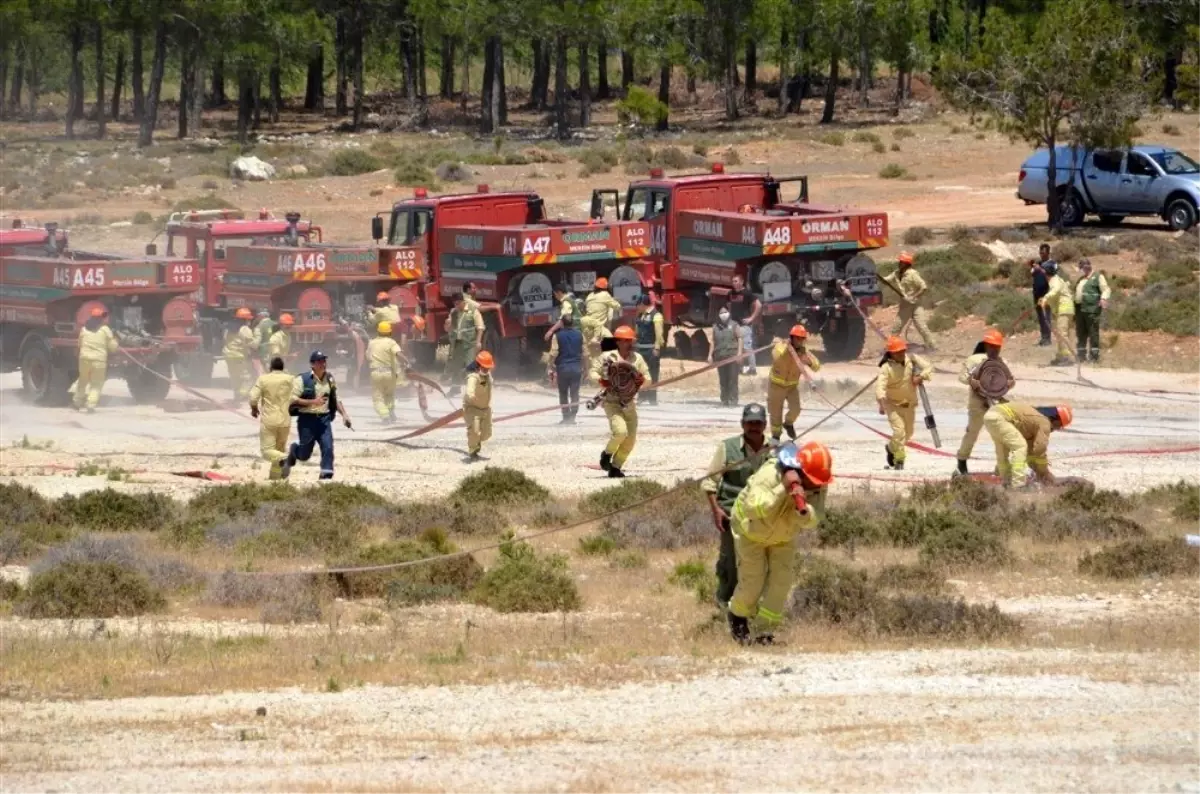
[2,108,1199,792]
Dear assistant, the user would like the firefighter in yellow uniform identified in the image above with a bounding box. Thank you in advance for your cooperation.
[251,309,273,374]
[876,335,932,471]
[74,307,119,412]
[248,356,296,480]
[268,313,294,365]
[983,402,1072,488]
[581,277,622,382]
[591,325,652,478]
[223,307,256,400]
[366,321,406,423]
[366,291,401,329]
[1039,262,1075,366]
[955,328,1015,476]
[767,324,820,443]
[464,350,494,460]
[728,441,832,645]
[886,251,936,350]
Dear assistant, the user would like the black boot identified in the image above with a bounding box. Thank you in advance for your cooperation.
[753,633,775,646]
[599,451,612,471]
[955,459,968,476]
[885,444,895,469]
[893,460,904,471]
[728,613,750,644]
[783,423,796,440]
[607,466,625,478]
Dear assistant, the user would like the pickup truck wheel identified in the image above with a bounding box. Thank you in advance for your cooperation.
[1058,191,1085,227]
[1166,197,1197,231]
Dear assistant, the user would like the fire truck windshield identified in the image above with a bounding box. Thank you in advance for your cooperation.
[623,188,669,221]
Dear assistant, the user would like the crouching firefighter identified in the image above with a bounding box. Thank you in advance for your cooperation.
[728,441,832,645]
[590,326,652,478]
[283,351,353,480]
[983,402,1072,489]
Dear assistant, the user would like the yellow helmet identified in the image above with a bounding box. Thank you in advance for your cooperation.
[377,321,393,335]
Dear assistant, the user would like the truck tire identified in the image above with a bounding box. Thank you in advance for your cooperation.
[126,357,173,404]
[1058,190,1085,227]
[173,352,215,387]
[1166,197,1198,231]
[689,329,710,362]
[821,317,867,362]
[673,329,693,361]
[20,338,72,405]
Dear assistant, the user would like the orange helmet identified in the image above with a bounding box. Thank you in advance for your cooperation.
[411,316,426,331]
[475,350,495,369]
[279,313,295,326]
[376,291,390,301]
[89,307,107,318]
[613,325,636,340]
[886,336,907,353]
[798,441,834,485]
[235,307,254,320]
[898,251,914,266]
[595,277,609,289]
[1056,404,1073,428]
[789,324,808,339]
[982,328,1004,347]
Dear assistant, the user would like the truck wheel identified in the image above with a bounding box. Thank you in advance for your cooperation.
[673,329,693,361]
[821,317,867,362]
[173,353,214,387]
[126,357,172,404]
[689,330,710,362]
[1166,197,1197,231]
[1058,190,1085,227]
[20,339,72,405]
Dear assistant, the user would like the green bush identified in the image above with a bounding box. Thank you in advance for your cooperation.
[879,163,908,179]
[576,147,618,176]
[327,148,383,176]
[35,534,203,592]
[669,557,717,603]
[132,211,155,225]
[1054,482,1132,514]
[873,563,944,594]
[20,561,166,618]
[725,148,743,166]
[789,556,879,625]
[1139,480,1200,522]
[435,161,474,182]
[471,535,581,613]
[893,127,915,139]
[873,595,1021,639]
[58,489,176,532]
[852,131,881,144]
[306,483,389,511]
[1108,282,1199,336]
[1144,258,1198,287]
[884,507,961,547]
[820,132,846,146]
[451,467,550,507]
[817,502,886,547]
[655,146,690,169]
[1032,509,1146,543]
[902,226,933,245]
[909,477,1008,515]
[332,528,482,602]
[186,483,298,520]
[578,533,619,556]
[610,550,648,569]
[948,224,974,243]
[171,195,239,213]
[616,86,668,127]
[234,501,367,559]
[919,524,1012,569]
[928,310,958,333]
[578,480,667,517]
[1078,539,1200,579]
[393,159,437,188]
[986,291,1036,333]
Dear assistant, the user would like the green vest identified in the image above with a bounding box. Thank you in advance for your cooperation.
[716,436,771,512]
[713,322,739,359]
[452,308,478,345]
[1080,273,1103,314]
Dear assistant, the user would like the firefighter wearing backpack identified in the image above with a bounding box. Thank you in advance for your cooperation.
[464,351,494,460]
[767,324,820,443]
[367,321,406,423]
[282,351,352,480]
[727,441,832,645]
[955,328,1015,476]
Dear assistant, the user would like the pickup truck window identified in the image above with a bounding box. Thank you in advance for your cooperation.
[1092,150,1122,173]
[1151,150,1200,175]
[1127,153,1157,177]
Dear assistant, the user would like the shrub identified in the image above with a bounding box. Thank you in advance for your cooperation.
[132,211,155,225]
[0,484,73,556]
[725,147,743,166]
[1140,480,1200,522]
[471,536,581,613]
[820,131,846,146]
[912,242,996,291]
[919,524,1012,569]
[435,161,474,183]
[879,163,908,179]
[1162,123,1181,135]
[599,482,710,550]
[328,149,383,176]
[610,550,647,569]
[655,146,690,170]
[391,500,452,537]
[789,556,879,625]
[910,477,1007,515]
[852,131,881,144]
[691,141,710,156]
[1108,281,1199,336]
[623,142,654,175]
[58,489,176,532]
[234,501,367,558]
[0,578,21,602]
[669,557,717,603]
[818,502,886,547]
[1054,481,1132,514]
[872,141,887,154]
[20,561,166,618]
[579,533,619,556]
[986,291,1036,333]
[616,86,668,127]
[579,480,667,517]
[34,534,203,592]
[307,482,389,511]
[884,506,961,547]
[890,142,901,152]
[1032,509,1146,543]
[393,160,437,188]
[893,127,915,139]
[948,224,974,243]
[204,571,326,624]
[333,529,482,603]
[874,595,1021,639]
[902,226,933,245]
[1144,258,1198,287]
[928,310,958,333]
[451,467,550,507]
[171,195,238,213]
[1078,539,1200,579]
[187,483,298,521]
[874,563,944,594]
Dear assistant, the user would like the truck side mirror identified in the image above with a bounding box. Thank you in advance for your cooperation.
[371,216,383,241]
[145,243,157,256]
[589,192,603,220]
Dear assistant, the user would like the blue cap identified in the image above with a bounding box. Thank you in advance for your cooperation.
[776,441,801,469]
[309,350,328,363]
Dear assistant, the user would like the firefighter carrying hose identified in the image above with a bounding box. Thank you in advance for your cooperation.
[876,335,932,471]
[768,324,821,443]
[223,307,256,401]
[581,277,621,381]
[885,252,936,351]
[73,307,119,413]
[464,350,494,461]
[727,440,832,645]
[367,321,407,423]
[955,328,1015,476]
[983,402,1072,488]
[591,325,651,478]
[248,356,295,480]
[1040,261,1075,366]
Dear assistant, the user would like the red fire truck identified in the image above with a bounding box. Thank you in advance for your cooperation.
[590,164,889,361]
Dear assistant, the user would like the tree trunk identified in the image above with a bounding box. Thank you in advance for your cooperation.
[191,51,204,133]
[0,46,7,121]
[400,23,416,99]
[480,36,496,133]
[656,61,670,131]
[253,72,262,129]
[1163,53,1179,106]
[596,38,610,99]
[66,24,84,138]
[496,36,506,124]
[857,25,869,106]
[1046,140,1061,230]
[723,28,738,120]
[305,45,324,110]
[269,55,281,123]
[351,9,364,130]
[95,21,106,138]
[178,42,191,138]
[27,51,38,116]
[335,14,348,116]
[531,39,549,110]
[554,32,568,139]
[820,42,839,124]
[776,25,788,113]
[138,20,167,147]
[131,28,144,119]
[744,39,756,104]
[440,36,454,98]
[237,68,253,144]
[110,45,124,121]
[578,41,591,127]
[621,50,634,91]
[417,25,427,99]
[210,56,225,106]
[8,49,23,115]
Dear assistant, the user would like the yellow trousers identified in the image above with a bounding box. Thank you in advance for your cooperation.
[259,424,290,479]
[884,401,916,463]
[227,357,251,399]
[602,401,638,468]
[767,382,801,438]
[730,534,797,628]
[956,395,989,460]
[892,303,935,348]
[74,359,107,409]
[984,406,1028,487]
[370,371,398,418]
[1054,313,1075,360]
[465,405,492,454]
